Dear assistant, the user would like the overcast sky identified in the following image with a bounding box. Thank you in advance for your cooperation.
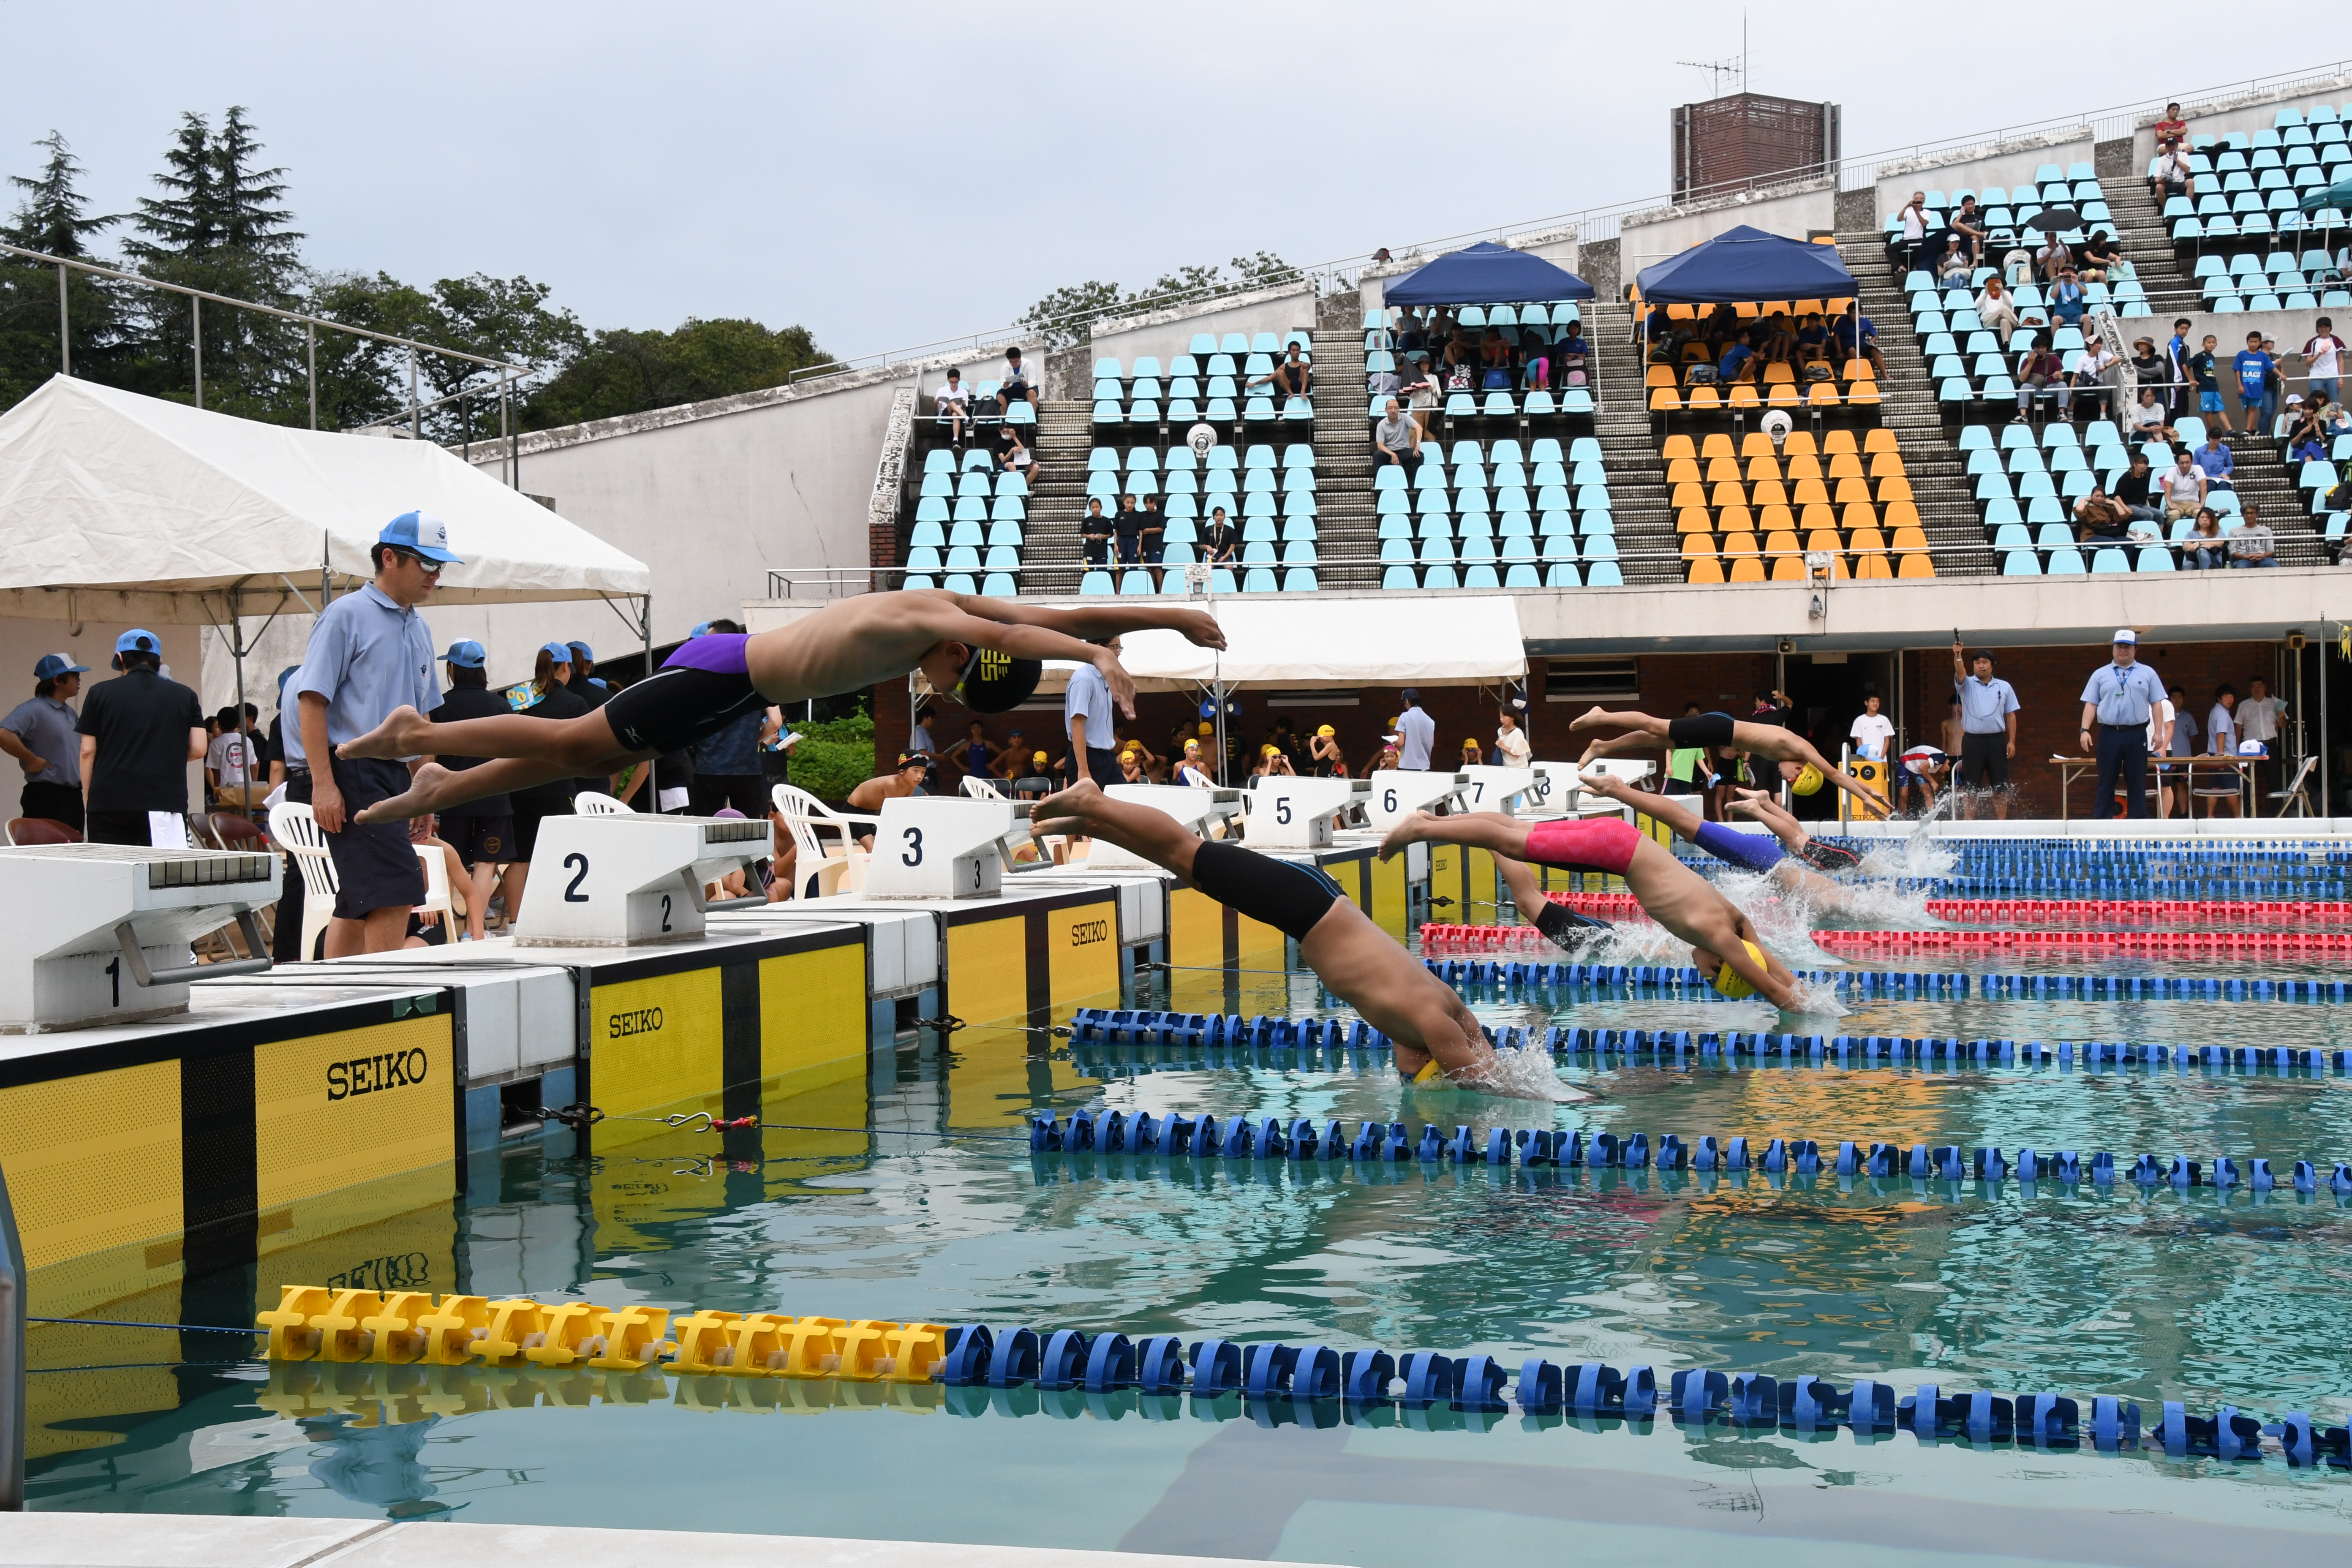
[2,4,2322,362]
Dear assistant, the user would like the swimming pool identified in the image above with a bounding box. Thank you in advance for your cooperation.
[22,877,2352,1563]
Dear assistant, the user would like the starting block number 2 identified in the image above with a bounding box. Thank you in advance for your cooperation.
[558,851,675,932]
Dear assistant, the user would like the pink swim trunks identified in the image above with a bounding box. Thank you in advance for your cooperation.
[1522,816,1641,877]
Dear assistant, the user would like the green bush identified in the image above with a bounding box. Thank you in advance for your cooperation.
[784,713,874,804]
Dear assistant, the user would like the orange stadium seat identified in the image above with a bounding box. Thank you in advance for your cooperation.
[1710,481,1746,510]
[1687,555,1727,584]
[1717,503,1755,535]
[1898,552,1937,578]
[1841,501,1878,534]
[1700,434,1735,460]
[1752,479,1789,508]
[1745,455,1779,482]
[1757,504,1796,535]
[1822,430,1858,455]
[1855,552,1894,579]
[1666,457,1702,485]
[1783,431,1818,457]
[1729,555,1767,583]
[1661,435,1696,460]
[1686,387,1722,414]
[1676,507,1714,534]
[1884,500,1923,534]
[1867,451,1908,479]
[1706,456,1743,484]
[1877,476,1914,504]
[1786,454,1824,482]
[1740,432,1777,458]
[1862,429,1900,455]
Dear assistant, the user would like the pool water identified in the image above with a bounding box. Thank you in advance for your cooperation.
[23,911,2352,1561]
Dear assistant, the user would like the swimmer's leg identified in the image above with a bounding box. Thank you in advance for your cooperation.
[1030,779,1204,879]
[352,754,634,825]
[341,703,626,770]
[1495,855,1552,923]
[1726,787,1807,849]
[1576,730,1668,765]
[1377,808,1530,862]
[1568,706,1669,737]
[1578,770,1705,840]
[1728,721,1887,808]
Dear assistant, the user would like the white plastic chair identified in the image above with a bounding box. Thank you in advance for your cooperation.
[413,844,458,943]
[960,775,1007,800]
[770,784,876,898]
[267,801,339,961]
[574,792,629,816]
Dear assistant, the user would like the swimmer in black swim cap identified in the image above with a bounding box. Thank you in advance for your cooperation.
[340,588,1225,823]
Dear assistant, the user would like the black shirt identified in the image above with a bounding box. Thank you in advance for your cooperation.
[430,685,517,817]
[568,674,612,799]
[2115,471,2151,507]
[76,667,202,813]
[510,681,589,808]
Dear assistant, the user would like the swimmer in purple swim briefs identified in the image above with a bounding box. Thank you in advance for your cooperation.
[338,589,1226,823]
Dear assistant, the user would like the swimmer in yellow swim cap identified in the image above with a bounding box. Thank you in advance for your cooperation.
[1790,762,1824,796]
[1699,939,1768,998]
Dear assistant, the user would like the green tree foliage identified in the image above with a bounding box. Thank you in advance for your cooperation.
[522,316,828,430]
[1020,252,1302,350]
[782,712,877,803]
[0,132,127,406]
[305,271,583,440]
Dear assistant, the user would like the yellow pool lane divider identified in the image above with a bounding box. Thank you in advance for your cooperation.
[257,1285,949,1381]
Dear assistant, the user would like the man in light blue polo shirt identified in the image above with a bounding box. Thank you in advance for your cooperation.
[285,512,453,954]
[1064,635,1120,787]
[1396,689,1435,771]
[2078,629,2166,819]
[1950,637,2021,820]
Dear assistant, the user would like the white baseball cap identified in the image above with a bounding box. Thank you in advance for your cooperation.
[2111,629,2137,645]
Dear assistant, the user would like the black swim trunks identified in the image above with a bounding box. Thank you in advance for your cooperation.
[1534,900,1613,950]
[1188,840,1345,941]
[602,664,767,758]
[1666,711,1738,749]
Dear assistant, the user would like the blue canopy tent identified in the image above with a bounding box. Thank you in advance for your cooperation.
[1385,241,1597,305]
[1633,224,1857,305]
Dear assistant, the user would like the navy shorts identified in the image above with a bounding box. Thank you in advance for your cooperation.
[291,757,424,920]
[444,814,514,868]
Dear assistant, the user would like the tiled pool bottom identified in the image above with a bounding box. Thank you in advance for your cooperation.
[24,967,2352,1561]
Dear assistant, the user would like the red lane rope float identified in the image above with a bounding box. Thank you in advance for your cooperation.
[1926,898,2352,927]
[1813,929,2352,959]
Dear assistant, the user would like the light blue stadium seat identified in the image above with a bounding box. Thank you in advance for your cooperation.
[1116,569,1153,596]
[2091,547,2130,573]
[952,498,987,524]
[1382,565,1418,590]
[2046,546,2086,574]
[1282,568,1318,592]
[981,572,1018,596]
[1078,569,1113,598]
[2000,550,2040,576]
[1422,565,1459,589]
[1584,561,1622,586]
[947,520,983,548]
[2137,546,2175,572]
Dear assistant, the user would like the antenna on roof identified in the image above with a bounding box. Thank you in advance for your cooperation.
[1677,8,1749,97]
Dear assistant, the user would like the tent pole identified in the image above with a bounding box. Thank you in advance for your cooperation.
[192,297,201,409]
[231,586,247,809]
[409,349,421,441]
[56,264,68,377]
[306,323,316,430]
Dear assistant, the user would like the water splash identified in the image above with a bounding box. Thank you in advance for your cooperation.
[1779,976,1850,1018]
[1854,787,1960,880]
[1455,1044,1586,1102]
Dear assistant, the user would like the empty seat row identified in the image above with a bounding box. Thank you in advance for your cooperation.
[1378,511,1614,542]
[1379,561,1622,589]
[1087,442,1312,473]
[1381,485,1612,516]
[1092,333,1311,381]
[1080,565,1319,596]
[1364,389,1596,422]
[2171,210,2339,245]
[1648,380,1880,416]
[1376,457,1604,492]
[1664,428,1895,462]
[1094,394,1313,427]
[1998,545,2179,575]
[1088,469,1316,498]
[1367,302,1584,330]
[904,571,1022,595]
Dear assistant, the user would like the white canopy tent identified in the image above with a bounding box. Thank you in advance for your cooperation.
[0,376,651,731]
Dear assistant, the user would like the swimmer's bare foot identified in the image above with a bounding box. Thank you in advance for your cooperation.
[1568,704,1612,733]
[337,705,431,762]
[1377,808,1438,860]
[350,762,458,825]
[1579,770,1628,801]
[1030,778,1104,839]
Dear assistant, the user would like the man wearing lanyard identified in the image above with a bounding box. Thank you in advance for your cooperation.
[2077,629,2166,819]
[1064,636,1122,787]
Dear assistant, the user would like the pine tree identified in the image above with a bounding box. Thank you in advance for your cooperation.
[0,132,124,409]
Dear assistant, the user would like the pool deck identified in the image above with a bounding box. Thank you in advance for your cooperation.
[3,1514,1336,1568]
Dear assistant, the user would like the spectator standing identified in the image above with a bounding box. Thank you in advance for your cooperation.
[2078,630,2166,820]
[1,652,90,831]
[1081,498,1111,567]
[1494,708,1531,768]
[1113,497,1143,566]
[1897,191,1929,273]
[1064,635,1121,787]
[2226,503,2276,567]
[1952,639,2021,821]
[430,640,515,942]
[206,705,261,808]
[2304,318,2346,408]
[2152,103,2188,152]
[1395,689,1435,771]
[1951,196,1987,265]
[2187,334,2226,430]
[503,642,591,913]
[564,641,614,802]
[1664,705,1716,808]
[2145,686,2178,819]
[2207,683,2240,757]
[1139,495,1164,565]
[689,677,769,818]
[908,705,935,758]
[282,514,453,953]
[75,631,206,847]
[1308,724,1345,777]
[1848,694,1895,761]
[958,720,1002,785]
[2237,677,2287,812]
[1373,397,1422,474]
[2160,683,2199,817]
[2233,332,2277,433]
[2164,319,2194,417]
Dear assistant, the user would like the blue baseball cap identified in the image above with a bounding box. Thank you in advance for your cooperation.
[114,629,162,657]
[689,621,712,637]
[378,510,463,565]
[567,640,593,662]
[276,664,300,693]
[34,653,88,680]
[444,640,487,669]
[541,641,576,662]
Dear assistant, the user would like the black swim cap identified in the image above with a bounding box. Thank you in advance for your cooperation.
[957,646,1043,713]
[1799,840,1862,873]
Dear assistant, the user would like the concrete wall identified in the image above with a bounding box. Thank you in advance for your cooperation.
[1870,133,2097,222]
[1083,282,1320,370]
[1618,181,1839,283]
[2130,70,2352,170]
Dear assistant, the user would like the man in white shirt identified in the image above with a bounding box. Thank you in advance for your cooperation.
[1848,694,1895,761]
[1897,191,1928,273]
[2305,317,2346,408]
[935,368,973,445]
[2236,677,2286,813]
[2157,451,2206,521]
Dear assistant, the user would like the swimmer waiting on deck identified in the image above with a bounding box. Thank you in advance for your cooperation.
[338,590,1226,823]
[1378,806,1805,1009]
[1570,704,1887,813]
[1029,781,1567,1097]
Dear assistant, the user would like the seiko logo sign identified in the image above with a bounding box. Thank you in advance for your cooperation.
[1070,919,1110,947]
[327,1050,429,1101]
[610,1007,664,1039]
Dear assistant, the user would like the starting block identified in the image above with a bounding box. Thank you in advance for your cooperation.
[1086,786,1246,872]
[861,797,1024,899]
[1454,766,1541,816]
[1244,777,1367,849]
[514,814,770,945]
[0,844,278,1030]
[1362,770,1469,833]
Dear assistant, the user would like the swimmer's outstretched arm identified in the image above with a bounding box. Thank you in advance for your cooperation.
[936,591,1228,649]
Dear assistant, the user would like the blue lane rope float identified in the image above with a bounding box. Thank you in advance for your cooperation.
[1023,1108,2352,1192]
[1065,1007,2352,1076]
[1414,957,2352,1003]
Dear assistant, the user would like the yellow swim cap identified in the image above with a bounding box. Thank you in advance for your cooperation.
[1793,764,1825,795]
[1710,939,1767,999]
[1317,724,1334,738]
[1032,751,1048,765]
[1411,1059,1446,1083]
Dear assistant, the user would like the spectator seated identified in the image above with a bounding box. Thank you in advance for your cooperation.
[1658,427,1928,582]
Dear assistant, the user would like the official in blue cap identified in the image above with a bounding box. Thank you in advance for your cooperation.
[280,514,453,952]
[1,651,94,830]
[429,639,513,941]
[74,629,206,845]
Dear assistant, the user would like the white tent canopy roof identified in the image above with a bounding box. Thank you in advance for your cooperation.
[0,377,648,622]
[1024,594,1527,694]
